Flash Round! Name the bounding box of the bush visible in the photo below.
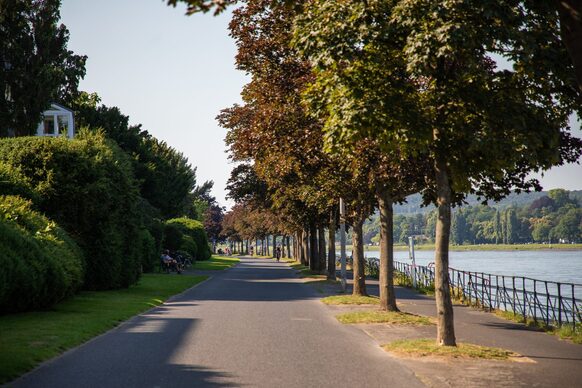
[180,235,198,259]
[0,195,84,313]
[165,218,211,261]
[139,229,158,273]
[0,133,143,289]
[0,162,38,202]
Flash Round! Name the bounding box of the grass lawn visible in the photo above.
[383,338,519,360]
[322,295,380,305]
[193,255,240,270]
[336,310,434,325]
[0,274,207,384]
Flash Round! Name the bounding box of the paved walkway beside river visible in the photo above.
[11,257,423,388]
[330,271,582,387]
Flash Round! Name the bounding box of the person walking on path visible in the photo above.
[275,246,282,262]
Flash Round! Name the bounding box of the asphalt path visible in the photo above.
[12,257,423,388]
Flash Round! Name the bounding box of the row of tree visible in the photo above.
[179,0,582,347]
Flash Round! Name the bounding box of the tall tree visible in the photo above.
[295,0,582,346]
[0,0,86,136]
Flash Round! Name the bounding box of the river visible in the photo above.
[364,249,582,285]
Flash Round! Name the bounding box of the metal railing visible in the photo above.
[393,260,582,330]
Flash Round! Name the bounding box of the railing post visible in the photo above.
[572,284,576,332]
[558,283,562,326]
[533,279,538,324]
[523,277,527,322]
[512,276,516,318]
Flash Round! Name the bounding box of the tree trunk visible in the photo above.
[352,215,367,296]
[245,240,249,255]
[376,185,398,311]
[286,235,291,259]
[273,234,277,257]
[555,0,582,93]
[327,208,337,280]
[266,235,270,256]
[302,228,310,266]
[434,157,456,346]
[318,224,326,273]
[309,222,319,271]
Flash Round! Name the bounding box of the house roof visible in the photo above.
[48,103,74,113]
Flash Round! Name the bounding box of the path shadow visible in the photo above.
[13,313,238,388]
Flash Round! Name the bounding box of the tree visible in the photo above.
[295,0,582,346]
[0,0,86,136]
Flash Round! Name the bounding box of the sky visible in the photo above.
[60,0,582,208]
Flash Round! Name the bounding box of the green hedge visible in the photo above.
[164,218,211,261]
[0,162,38,202]
[0,195,84,313]
[0,133,151,289]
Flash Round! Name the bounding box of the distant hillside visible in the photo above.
[394,190,582,215]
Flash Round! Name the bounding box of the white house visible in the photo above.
[36,103,75,139]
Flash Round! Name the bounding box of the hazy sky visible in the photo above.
[60,0,581,208]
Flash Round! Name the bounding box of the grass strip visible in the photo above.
[0,274,207,384]
[336,310,434,325]
[193,255,240,270]
[322,295,380,305]
[383,338,519,360]
[288,261,325,279]
[494,310,582,344]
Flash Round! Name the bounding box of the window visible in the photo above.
[43,116,55,135]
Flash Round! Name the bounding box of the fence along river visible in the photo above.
[365,249,582,329]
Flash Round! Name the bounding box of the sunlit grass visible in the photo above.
[494,310,582,344]
[193,255,240,270]
[383,339,519,359]
[336,310,434,325]
[0,274,207,384]
[322,295,380,305]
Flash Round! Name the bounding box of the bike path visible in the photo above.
[12,257,423,388]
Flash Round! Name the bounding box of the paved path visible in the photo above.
[335,277,582,387]
[12,258,423,388]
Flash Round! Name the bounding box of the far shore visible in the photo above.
[338,243,582,252]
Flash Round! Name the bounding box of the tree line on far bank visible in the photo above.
[359,189,582,245]
[0,1,219,314]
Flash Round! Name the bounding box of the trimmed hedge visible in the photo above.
[164,218,211,261]
[0,162,38,202]
[0,195,84,313]
[0,133,151,289]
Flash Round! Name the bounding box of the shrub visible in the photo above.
[0,162,38,202]
[0,133,143,289]
[165,218,211,261]
[0,195,84,313]
[139,229,158,273]
[180,235,198,259]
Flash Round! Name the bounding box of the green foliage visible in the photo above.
[138,229,158,273]
[71,92,199,219]
[0,0,86,136]
[361,190,582,244]
[0,134,145,289]
[0,195,84,313]
[0,273,207,384]
[0,162,38,202]
[165,218,211,261]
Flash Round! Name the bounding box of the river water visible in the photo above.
[364,249,582,285]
